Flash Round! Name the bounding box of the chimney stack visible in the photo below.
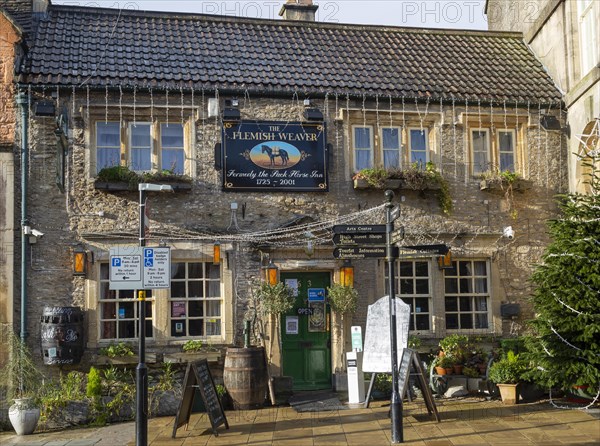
[279,0,318,22]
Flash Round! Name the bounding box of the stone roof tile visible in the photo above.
[19,5,562,104]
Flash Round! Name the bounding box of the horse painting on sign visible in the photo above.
[261,145,289,166]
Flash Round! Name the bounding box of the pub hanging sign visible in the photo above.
[221,120,328,192]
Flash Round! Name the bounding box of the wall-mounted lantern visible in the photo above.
[73,247,87,276]
[340,260,354,287]
[264,260,278,285]
[438,251,453,270]
[213,242,221,265]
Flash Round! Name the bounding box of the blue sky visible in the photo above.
[53,1,489,30]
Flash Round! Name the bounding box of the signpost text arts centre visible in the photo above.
[221,121,328,192]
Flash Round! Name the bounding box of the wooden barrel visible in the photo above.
[223,347,267,409]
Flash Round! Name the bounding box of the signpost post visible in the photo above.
[136,183,173,446]
[385,190,403,444]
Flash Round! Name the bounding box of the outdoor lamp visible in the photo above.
[340,260,354,287]
[438,251,453,270]
[73,247,87,276]
[265,260,278,285]
[213,242,221,265]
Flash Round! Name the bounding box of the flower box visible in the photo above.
[353,178,401,190]
[97,353,157,365]
[479,178,532,192]
[163,351,221,364]
[94,180,192,192]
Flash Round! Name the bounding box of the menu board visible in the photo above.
[172,360,229,438]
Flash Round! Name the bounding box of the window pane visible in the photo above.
[415,279,428,294]
[207,264,220,279]
[474,278,487,293]
[171,281,186,298]
[415,262,428,276]
[131,148,151,171]
[415,298,429,313]
[473,261,487,275]
[97,148,121,171]
[171,263,186,279]
[354,127,371,148]
[101,302,116,319]
[472,130,488,174]
[131,124,151,146]
[500,153,515,172]
[383,150,400,169]
[189,300,204,317]
[188,281,203,298]
[382,128,399,149]
[445,278,458,294]
[445,297,458,312]
[400,279,413,294]
[120,289,134,299]
[189,319,203,336]
[119,320,135,338]
[410,129,427,167]
[171,320,185,337]
[189,263,204,279]
[206,281,220,297]
[162,149,184,174]
[120,302,135,318]
[446,314,458,329]
[97,122,120,146]
[206,321,221,336]
[475,313,489,329]
[399,262,413,276]
[474,297,488,311]
[459,297,472,311]
[161,124,184,147]
[415,315,429,330]
[101,321,116,339]
[355,150,371,170]
[206,301,221,317]
[460,314,473,329]
[459,278,471,293]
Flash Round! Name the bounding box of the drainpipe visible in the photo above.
[16,90,29,342]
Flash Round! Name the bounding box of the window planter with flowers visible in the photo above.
[94,166,193,192]
[353,163,452,214]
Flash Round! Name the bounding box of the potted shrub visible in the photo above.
[0,326,44,435]
[487,351,525,404]
[433,355,454,375]
[439,335,470,365]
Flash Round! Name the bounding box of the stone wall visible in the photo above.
[20,88,567,375]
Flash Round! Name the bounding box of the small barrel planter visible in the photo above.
[40,306,85,365]
[223,347,267,410]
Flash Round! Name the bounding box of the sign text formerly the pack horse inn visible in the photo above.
[222,121,328,192]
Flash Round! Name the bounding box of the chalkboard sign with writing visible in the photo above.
[172,360,229,438]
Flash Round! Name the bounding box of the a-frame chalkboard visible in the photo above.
[398,348,440,422]
[172,359,229,438]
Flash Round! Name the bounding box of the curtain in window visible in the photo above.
[410,129,427,167]
[382,128,400,168]
[131,124,152,171]
[498,131,515,172]
[96,122,120,172]
[161,124,184,174]
[472,130,488,174]
[354,127,372,170]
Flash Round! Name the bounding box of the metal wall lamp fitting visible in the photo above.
[340,260,354,287]
[264,260,278,285]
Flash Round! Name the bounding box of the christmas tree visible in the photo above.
[525,158,599,398]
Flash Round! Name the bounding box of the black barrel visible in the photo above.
[40,306,85,365]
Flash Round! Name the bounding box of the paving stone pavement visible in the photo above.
[1,398,598,445]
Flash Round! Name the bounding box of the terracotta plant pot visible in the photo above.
[453,365,464,375]
[445,368,453,375]
[497,383,519,405]
[434,366,447,375]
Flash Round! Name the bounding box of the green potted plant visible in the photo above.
[433,355,454,375]
[487,350,525,404]
[0,326,44,435]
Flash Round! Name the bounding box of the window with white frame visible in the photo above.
[444,260,489,330]
[95,121,187,174]
[99,263,153,340]
[96,122,121,171]
[384,260,432,331]
[498,130,516,172]
[169,262,222,337]
[381,127,401,169]
[353,126,373,171]
[471,129,490,175]
[579,0,598,75]
[352,124,431,173]
[408,128,429,167]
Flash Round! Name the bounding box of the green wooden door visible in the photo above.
[280,272,331,390]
